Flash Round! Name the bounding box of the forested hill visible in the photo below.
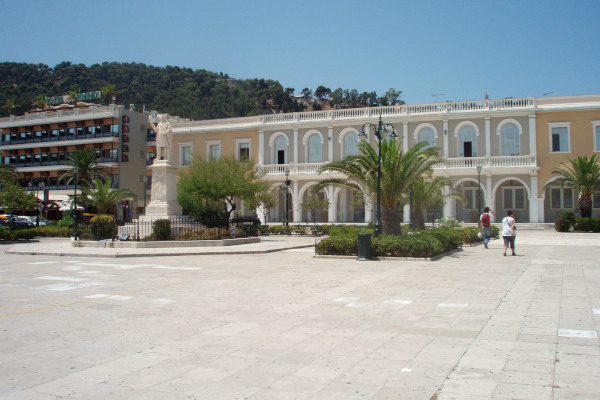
[0,62,404,120]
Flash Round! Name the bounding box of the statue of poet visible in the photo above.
[150,114,172,161]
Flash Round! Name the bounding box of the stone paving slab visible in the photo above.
[0,230,599,399]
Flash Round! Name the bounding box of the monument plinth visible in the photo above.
[143,159,182,218]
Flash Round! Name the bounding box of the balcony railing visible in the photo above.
[260,97,535,125]
[0,105,117,125]
[257,155,537,176]
[0,131,119,146]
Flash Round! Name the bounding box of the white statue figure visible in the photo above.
[151,114,172,161]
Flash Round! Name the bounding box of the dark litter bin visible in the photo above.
[357,232,371,261]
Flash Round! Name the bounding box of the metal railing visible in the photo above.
[76,216,260,241]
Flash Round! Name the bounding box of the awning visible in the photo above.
[57,201,84,211]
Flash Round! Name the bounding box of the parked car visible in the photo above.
[0,215,33,229]
[21,216,54,226]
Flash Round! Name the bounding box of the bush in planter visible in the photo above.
[0,226,12,241]
[461,227,482,245]
[491,225,500,238]
[574,217,600,232]
[88,214,117,240]
[555,211,576,232]
[315,236,358,255]
[31,225,72,238]
[153,219,172,240]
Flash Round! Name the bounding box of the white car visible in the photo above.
[15,216,35,227]
[21,216,53,226]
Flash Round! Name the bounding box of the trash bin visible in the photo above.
[357,232,371,261]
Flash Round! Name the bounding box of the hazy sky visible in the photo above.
[1,0,598,104]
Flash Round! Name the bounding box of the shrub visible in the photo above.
[491,225,500,238]
[574,217,600,232]
[461,227,482,245]
[30,225,72,237]
[153,219,172,240]
[315,227,461,258]
[555,211,576,232]
[56,214,74,228]
[0,226,12,240]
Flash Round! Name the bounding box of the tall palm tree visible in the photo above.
[318,139,441,234]
[58,147,106,187]
[66,88,80,106]
[101,84,123,104]
[405,175,465,230]
[32,94,48,111]
[2,98,18,115]
[545,155,600,218]
[0,163,18,185]
[80,177,137,214]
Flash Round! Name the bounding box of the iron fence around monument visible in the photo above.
[76,216,260,241]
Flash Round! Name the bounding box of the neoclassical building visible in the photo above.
[3,95,598,224]
[168,95,600,224]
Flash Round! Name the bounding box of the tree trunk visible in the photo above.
[579,195,592,218]
[381,205,402,235]
[413,209,426,230]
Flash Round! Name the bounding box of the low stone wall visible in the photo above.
[73,237,260,248]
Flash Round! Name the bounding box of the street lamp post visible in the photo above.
[72,168,78,240]
[284,168,291,226]
[477,165,483,221]
[358,115,398,237]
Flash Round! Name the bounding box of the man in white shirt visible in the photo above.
[501,210,516,256]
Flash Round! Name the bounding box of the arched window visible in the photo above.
[275,135,287,164]
[308,134,322,163]
[459,125,477,157]
[344,132,359,157]
[418,127,435,149]
[500,123,520,156]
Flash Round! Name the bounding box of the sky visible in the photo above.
[1,0,599,105]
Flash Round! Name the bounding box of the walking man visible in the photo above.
[479,207,495,249]
[502,210,516,256]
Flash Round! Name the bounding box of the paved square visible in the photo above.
[1,230,599,399]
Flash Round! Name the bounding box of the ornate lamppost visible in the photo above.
[284,168,291,226]
[477,165,483,220]
[72,167,78,239]
[358,116,398,237]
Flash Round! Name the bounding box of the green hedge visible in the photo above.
[574,217,600,232]
[555,211,576,232]
[0,226,39,241]
[316,227,465,258]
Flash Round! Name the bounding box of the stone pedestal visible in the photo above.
[143,160,182,218]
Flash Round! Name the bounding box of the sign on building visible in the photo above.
[46,91,102,105]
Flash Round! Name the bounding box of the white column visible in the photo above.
[402,122,408,152]
[529,173,539,223]
[293,128,298,164]
[328,125,333,161]
[485,117,491,157]
[403,204,410,223]
[292,181,301,223]
[258,130,264,165]
[327,186,336,223]
[486,173,493,209]
[364,196,373,223]
[340,190,347,222]
[443,119,449,158]
[529,114,537,158]
[442,185,452,219]
[538,197,545,223]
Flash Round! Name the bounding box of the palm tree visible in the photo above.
[101,84,123,104]
[545,155,600,218]
[405,175,465,230]
[80,177,137,214]
[32,94,48,111]
[318,139,442,234]
[2,98,18,115]
[58,147,106,187]
[0,163,18,185]
[66,88,80,106]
